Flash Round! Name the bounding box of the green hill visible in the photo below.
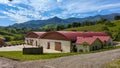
[65,20,120,31]
[65,20,120,41]
[65,24,104,31]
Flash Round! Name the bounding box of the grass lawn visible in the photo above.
[0,46,120,61]
[0,51,86,61]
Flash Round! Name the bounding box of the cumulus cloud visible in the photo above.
[0,0,120,24]
[0,0,9,3]
[2,11,30,23]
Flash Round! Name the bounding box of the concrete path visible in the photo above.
[0,48,120,68]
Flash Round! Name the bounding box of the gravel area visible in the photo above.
[0,49,120,68]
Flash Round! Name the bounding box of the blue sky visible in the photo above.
[0,0,120,26]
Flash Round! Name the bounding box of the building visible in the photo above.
[25,31,113,52]
[0,38,5,47]
[76,37,103,52]
[25,32,45,46]
[93,36,113,46]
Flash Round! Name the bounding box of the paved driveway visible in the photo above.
[0,48,120,68]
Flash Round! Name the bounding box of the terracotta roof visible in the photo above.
[25,31,109,41]
[33,32,46,36]
[93,36,111,42]
[76,37,99,45]
[57,31,108,41]
[25,32,46,38]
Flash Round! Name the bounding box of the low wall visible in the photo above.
[23,47,43,55]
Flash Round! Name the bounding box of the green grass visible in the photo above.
[0,51,86,61]
[109,20,120,30]
[65,24,104,31]
[65,20,120,32]
[0,46,120,61]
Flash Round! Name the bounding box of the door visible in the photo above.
[55,42,61,51]
[47,42,50,49]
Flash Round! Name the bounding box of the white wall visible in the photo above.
[39,39,71,53]
[25,38,39,46]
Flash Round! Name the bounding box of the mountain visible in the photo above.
[66,13,120,22]
[9,16,69,28]
[8,13,120,28]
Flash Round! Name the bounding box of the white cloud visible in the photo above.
[0,0,9,3]
[0,0,120,24]
[28,0,59,12]
[2,11,30,23]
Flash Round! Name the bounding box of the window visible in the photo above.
[47,42,50,49]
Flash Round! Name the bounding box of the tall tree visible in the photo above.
[114,16,120,20]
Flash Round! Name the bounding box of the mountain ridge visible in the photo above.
[8,13,120,28]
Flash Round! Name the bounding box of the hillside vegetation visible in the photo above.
[65,24,104,31]
[65,20,120,41]
[65,20,120,31]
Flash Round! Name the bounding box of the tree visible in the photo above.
[56,24,65,31]
[82,20,93,26]
[114,28,120,41]
[4,36,14,42]
[67,24,72,28]
[96,18,108,24]
[71,22,81,27]
[102,26,109,31]
[114,16,120,20]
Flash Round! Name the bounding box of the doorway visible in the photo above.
[55,42,61,51]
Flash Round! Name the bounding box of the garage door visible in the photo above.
[55,42,61,51]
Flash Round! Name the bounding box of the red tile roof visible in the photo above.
[57,31,108,41]
[93,36,111,42]
[33,32,46,37]
[76,37,99,45]
[25,31,110,42]
[25,32,46,38]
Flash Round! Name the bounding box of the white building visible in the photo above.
[25,31,113,53]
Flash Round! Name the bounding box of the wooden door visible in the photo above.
[55,42,61,51]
